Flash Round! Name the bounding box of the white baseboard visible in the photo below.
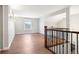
[16,32,40,35]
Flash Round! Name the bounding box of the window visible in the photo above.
[24,21,32,30]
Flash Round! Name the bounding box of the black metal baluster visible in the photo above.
[56,31,58,53]
[49,31,51,48]
[57,31,59,54]
[53,31,55,52]
[52,30,53,52]
[77,33,78,54]
[62,32,64,54]
[47,31,48,47]
[59,31,61,54]
[49,31,52,47]
[66,32,68,54]
[71,33,72,54]
[55,30,57,53]
[54,31,56,53]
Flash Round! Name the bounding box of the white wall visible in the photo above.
[39,8,67,34]
[39,17,58,34]
[15,17,39,34]
[70,14,79,31]
[32,18,39,33]
[3,5,8,49]
[15,17,24,34]
[56,12,79,31]
[0,5,3,49]
[0,5,15,49]
[39,17,45,34]
[39,17,60,34]
[56,18,66,28]
[0,5,9,49]
[56,6,79,30]
[45,20,57,28]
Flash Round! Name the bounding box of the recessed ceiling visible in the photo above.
[10,5,67,18]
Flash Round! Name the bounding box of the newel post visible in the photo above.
[44,26,47,48]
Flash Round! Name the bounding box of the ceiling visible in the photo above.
[9,5,79,23]
[10,5,67,18]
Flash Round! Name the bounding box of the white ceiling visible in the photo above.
[9,5,79,23]
[10,5,67,18]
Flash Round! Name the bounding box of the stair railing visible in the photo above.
[44,26,79,54]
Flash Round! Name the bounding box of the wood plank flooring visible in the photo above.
[1,33,52,54]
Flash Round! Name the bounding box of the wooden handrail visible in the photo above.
[47,28,79,34]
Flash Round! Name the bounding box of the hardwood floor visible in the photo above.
[1,33,52,54]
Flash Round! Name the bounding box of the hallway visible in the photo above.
[1,33,51,54]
